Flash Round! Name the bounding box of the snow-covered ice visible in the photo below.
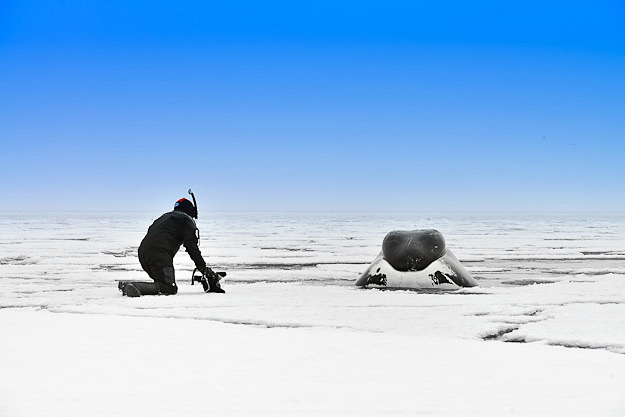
[1,211,624,416]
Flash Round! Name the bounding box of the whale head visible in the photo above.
[355,229,477,289]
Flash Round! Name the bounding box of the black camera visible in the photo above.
[191,268,226,285]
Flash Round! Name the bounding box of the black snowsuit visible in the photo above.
[138,211,207,294]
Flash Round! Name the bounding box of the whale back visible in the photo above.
[382,229,446,271]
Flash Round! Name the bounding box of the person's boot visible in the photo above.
[119,281,159,297]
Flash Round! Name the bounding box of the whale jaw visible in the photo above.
[355,249,478,289]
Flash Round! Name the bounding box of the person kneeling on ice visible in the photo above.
[118,196,225,297]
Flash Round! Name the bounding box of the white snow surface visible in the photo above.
[1,211,625,416]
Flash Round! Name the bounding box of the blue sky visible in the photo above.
[1,1,624,212]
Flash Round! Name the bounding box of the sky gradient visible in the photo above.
[2,1,624,212]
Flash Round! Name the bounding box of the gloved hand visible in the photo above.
[201,268,226,293]
[200,268,214,292]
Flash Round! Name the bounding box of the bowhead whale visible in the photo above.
[355,229,477,289]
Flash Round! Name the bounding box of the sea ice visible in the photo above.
[1,211,624,416]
